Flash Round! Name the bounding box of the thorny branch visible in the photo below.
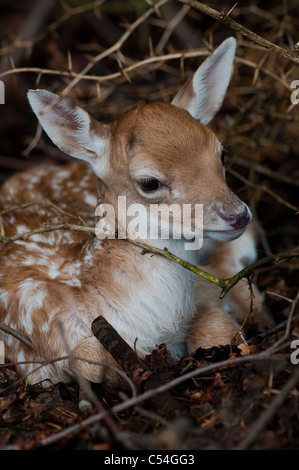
[177,0,299,65]
[41,0,170,113]
[0,46,295,93]
[0,49,211,83]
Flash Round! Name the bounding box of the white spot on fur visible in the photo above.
[65,261,81,277]
[83,249,93,267]
[48,264,62,279]
[17,350,26,364]
[16,224,29,234]
[84,194,97,207]
[63,278,81,287]
[0,289,9,310]
[18,279,47,334]
[31,232,56,243]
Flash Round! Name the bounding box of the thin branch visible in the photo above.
[219,250,299,298]
[230,278,254,346]
[0,322,33,349]
[177,0,299,65]
[0,49,208,83]
[235,157,299,187]
[246,314,299,346]
[0,223,94,252]
[228,168,299,213]
[0,221,298,298]
[260,289,299,355]
[0,199,88,226]
[43,0,169,111]
[236,365,299,449]
[0,51,292,94]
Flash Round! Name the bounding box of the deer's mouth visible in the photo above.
[204,225,247,242]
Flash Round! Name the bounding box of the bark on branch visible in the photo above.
[92,315,182,418]
[177,0,299,65]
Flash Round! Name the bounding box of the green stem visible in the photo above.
[1,223,298,298]
[129,237,226,288]
[219,250,299,298]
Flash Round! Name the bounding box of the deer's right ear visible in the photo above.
[171,37,236,125]
[27,90,110,178]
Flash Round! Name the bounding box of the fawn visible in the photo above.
[0,38,272,386]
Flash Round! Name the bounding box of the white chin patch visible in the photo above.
[204,227,246,242]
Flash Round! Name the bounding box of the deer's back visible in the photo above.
[0,162,101,372]
[0,161,98,230]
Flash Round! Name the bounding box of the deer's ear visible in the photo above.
[171,37,236,125]
[27,90,110,177]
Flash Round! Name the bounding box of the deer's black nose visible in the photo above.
[217,207,251,229]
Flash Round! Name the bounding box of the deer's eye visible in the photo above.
[138,178,163,192]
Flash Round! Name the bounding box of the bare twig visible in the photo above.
[0,322,33,350]
[41,0,170,113]
[1,50,293,95]
[218,250,299,298]
[260,289,299,355]
[235,157,299,187]
[228,168,299,213]
[0,200,88,226]
[236,365,299,449]
[246,314,299,346]
[230,278,254,346]
[177,0,299,65]
[0,49,209,82]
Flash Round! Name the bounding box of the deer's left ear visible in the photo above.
[28,90,111,178]
[171,37,236,125]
